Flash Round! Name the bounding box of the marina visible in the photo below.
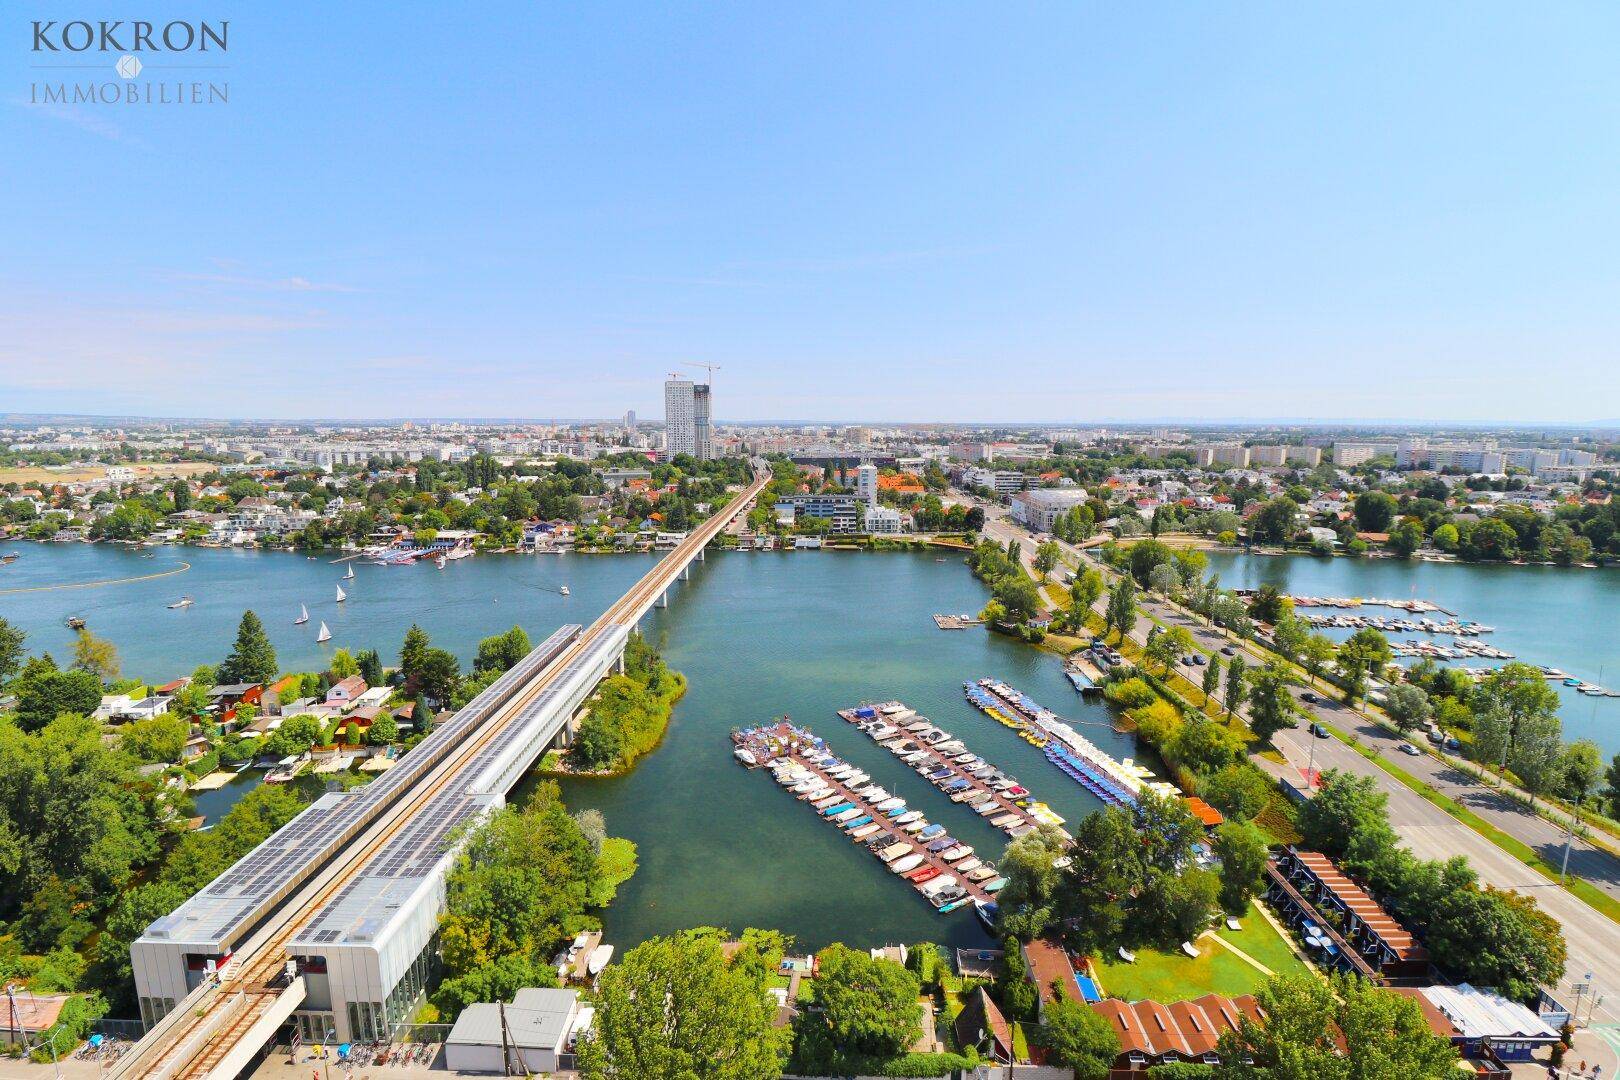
[836,700,1066,839]
[966,679,1183,809]
[732,721,1003,913]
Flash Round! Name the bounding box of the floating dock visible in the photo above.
[837,701,1066,838]
[732,722,1002,911]
[966,680,1181,808]
[933,613,983,630]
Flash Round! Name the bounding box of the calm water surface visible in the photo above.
[1204,552,1620,750]
[2,544,1124,950]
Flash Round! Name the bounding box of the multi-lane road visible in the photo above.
[976,503,1620,1025]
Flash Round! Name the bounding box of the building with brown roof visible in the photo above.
[1272,848,1428,978]
[953,987,1014,1065]
[1021,938,1081,1018]
[1090,994,1263,1076]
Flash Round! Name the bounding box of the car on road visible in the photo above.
[1301,691,1320,705]
[1190,654,1206,665]
[1309,723,1329,739]
[1220,646,1236,657]
[1399,742,1421,756]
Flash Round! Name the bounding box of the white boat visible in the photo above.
[316,621,332,643]
[167,596,193,609]
[335,583,347,603]
[920,875,957,897]
[889,854,926,875]
[587,944,614,976]
[955,857,983,873]
[436,555,447,570]
[344,564,355,580]
[560,585,570,595]
[878,842,913,863]
[294,603,309,625]
[893,811,923,825]
[733,748,757,766]
[902,819,929,833]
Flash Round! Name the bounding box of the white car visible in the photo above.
[1399,743,1421,756]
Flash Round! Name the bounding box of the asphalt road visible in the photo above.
[975,506,1620,1023]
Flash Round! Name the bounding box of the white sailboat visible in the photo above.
[344,564,355,580]
[316,621,332,643]
[294,604,309,625]
[335,583,347,603]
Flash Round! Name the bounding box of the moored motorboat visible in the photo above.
[733,747,757,766]
[889,853,925,875]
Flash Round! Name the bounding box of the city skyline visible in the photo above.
[8,5,1620,422]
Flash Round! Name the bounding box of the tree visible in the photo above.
[1245,663,1298,742]
[1432,522,1459,551]
[1170,715,1244,775]
[1039,997,1120,1080]
[1425,887,1566,1003]
[399,623,431,687]
[1206,763,1272,821]
[1223,655,1247,717]
[1127,539,1175,586]
[1145,627,1193,676]
[812,944,922,1056]
[122,715,188,764]
[1201,655,1221,704]
[572,710,627,770]
[438,783,598,1012]
[1353,491,1399,532]
[356,648,384,688]
[995,575,1042,622]
[476,626,532,674]
[1299,634,1335,683]
[218,610,277,686]
[1070,569,1105,617]
[1133,866,1221,945]
[1506,711,1564,806]
[579,931,788,1080]
[1475,663,1560,755]
[1383,683,1431,734]
[1147,561,1180,598]
[0,616,26,684]
[13,664,103,732]
[1212,820,1268,914]
[1559,739,1605,804]
[1335,628,1392,704]
[1247,584,1290,625]
[366,711,398,745]
[263,714,323,757]
[1034,541,1062,581]
[1251,497,1300,543]
[996,825,1070,940]
[412,697,435,736]
[1299,771,1396,863]
[71,628,121,683]
[1212,973,1458,1079]
[416,647,461,703]
[1053,807,1145,954]
[1388,519,1425,556]
[1104,576,1138,643]
[329,648,360,679]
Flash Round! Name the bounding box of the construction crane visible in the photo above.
[680,361,721,385]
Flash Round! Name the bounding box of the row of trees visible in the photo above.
[570,634,685,772]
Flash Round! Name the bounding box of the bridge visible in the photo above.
[115,468,769,1079]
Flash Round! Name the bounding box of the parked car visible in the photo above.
[1191,655,1207,666]
[1220,646,1236,657]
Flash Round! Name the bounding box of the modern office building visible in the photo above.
[773,493,860,532]
[960,467,1028,495]
[663,378,713,461]
[862,505,904,533]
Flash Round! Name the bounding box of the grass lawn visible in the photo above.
[1094,902,1309,1002]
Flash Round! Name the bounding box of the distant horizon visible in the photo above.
[4,410,1619,433]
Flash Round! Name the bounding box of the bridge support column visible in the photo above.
[699,546,705,562]
[659,590,669,608]
[682,563,690,580]
[617,652,626,675]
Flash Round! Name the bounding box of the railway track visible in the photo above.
[117,472,767,1079]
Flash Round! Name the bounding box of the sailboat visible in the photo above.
[344,564,355,580]
[335,583,347,603]
[316,621,332,643]
[294,604,309,626]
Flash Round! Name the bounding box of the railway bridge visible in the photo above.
[114,469,768,1079]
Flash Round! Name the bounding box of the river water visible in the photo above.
[1,544,1126,951]
[1204,552,1620,751]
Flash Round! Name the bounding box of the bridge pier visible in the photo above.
[617,652,626,675]
[682,563,690,580]
[699,546,705,562]
[658,590,669,608]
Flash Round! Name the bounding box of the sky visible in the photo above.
[4,3,1620,424]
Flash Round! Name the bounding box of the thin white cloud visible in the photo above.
[169,271,363,293]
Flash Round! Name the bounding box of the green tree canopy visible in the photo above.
[1039,996,1121,1080]
[811,943,923,1057]
[218,610,277,686]
[579,930,789,1080]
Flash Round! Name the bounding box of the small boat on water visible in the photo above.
[65,615,86,630]
[335,583,347,603]
[560,585,570,595]
[316,621,332,643]
[889,854,926,875]
[294,604,310,625]
[975,900,999,931]
[167,596,194,609]
[436,555,447,570]
[902,818,929,833]
[344,564,356,580]
[733,748,757,766]
[0,552,20,563]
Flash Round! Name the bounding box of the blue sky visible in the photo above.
[5,3,1620,423]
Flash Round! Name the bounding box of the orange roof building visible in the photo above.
[1090,993,1263,1075]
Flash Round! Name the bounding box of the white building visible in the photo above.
[1248,445,1288,467]
[863,505,904,534]
[855,463,879,507]
[444,989,585,1075]
[662,378,714,461]
[960,467,1027,495]
[1195,444,1251,468]
[1009,488,1089,533]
